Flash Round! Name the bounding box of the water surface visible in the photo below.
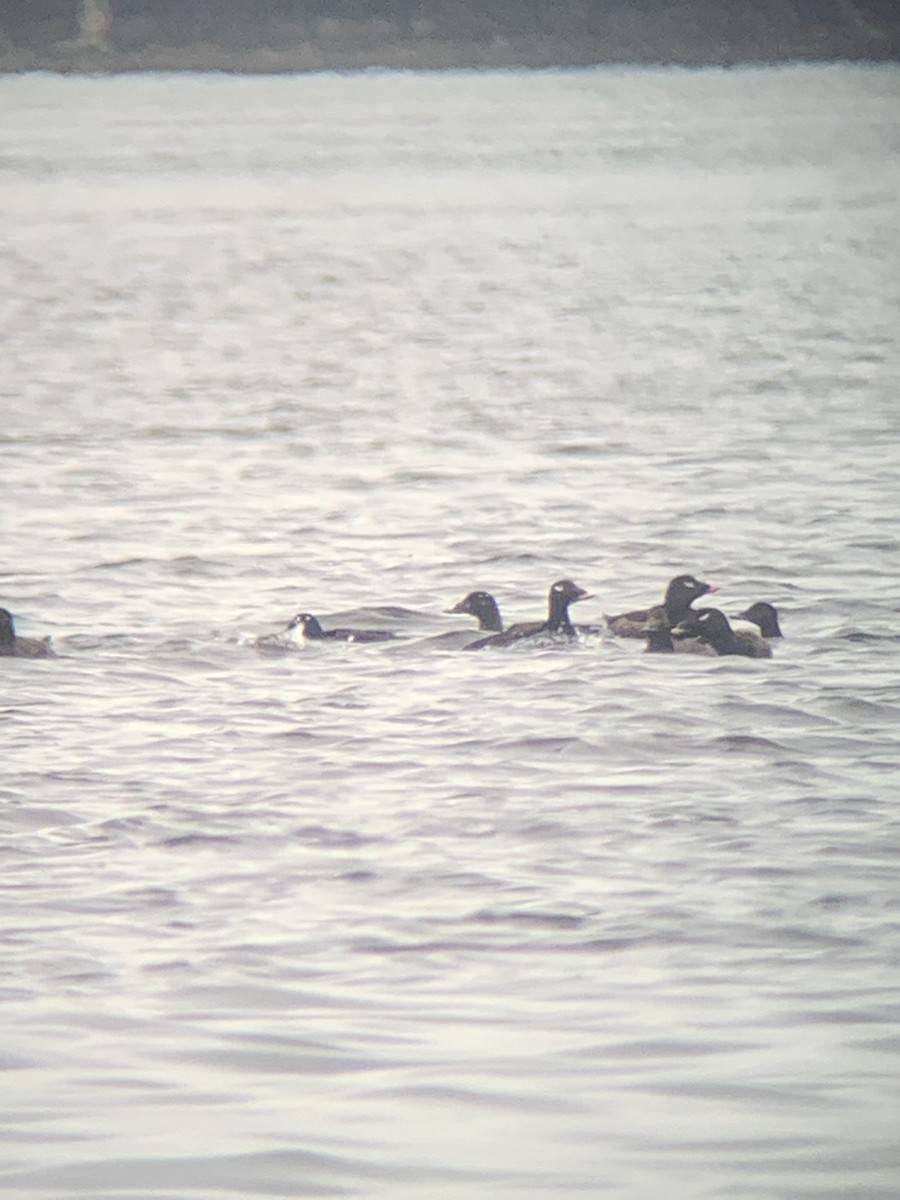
[1,64,899,1198]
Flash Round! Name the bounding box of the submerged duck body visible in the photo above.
[288,613,396,644]
[446,591,503,633]
[466,580,592,650]
[671,607,773,658]
[0,608,54,658]
[640,611,675,653]
[606,574,717,638]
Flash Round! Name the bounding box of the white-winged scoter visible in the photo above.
[605,574,717,638]
[734,601,782,639]
[288,613,397,644]
[446,591,503,633]
[465,580,592,650]
[670,607,773,658]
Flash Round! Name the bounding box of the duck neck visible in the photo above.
[547,598,574,634]
[704,625,740,655]
[665,592,694,625]
[757,611,781,638]
[481,602,503,632]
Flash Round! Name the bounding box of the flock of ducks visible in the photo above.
[1,575,782,662]
[290,573,781,657]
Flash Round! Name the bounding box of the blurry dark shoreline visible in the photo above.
[3,46,898,78]
[2,6,898,76]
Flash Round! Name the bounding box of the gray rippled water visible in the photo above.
[2,64,900,1198]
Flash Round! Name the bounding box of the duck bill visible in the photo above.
[703,583,720,595]
[574,589,594,603]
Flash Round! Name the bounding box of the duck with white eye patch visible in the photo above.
[639,609,715,655]
[465,580,592,650]
[287,613,397,645]
[605,574,717,638]
[670,608,773,658]
[639,610,675,653]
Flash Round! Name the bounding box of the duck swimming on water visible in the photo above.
[670,608,773,658]
[606,574,717,638]
[465,580,592,650]
[446,591,504,633]
[733,601,782,639]
[287,613,397,644]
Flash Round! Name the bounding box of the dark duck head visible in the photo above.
[662,574,718,624]
[446,591,503,633]
[671,607,772,658]
[735,601,782,639]
[605,574,717,637]
[287,612,395,644]
[545,579,593,634]
[289,613,328,639]
[465,579,592,649]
